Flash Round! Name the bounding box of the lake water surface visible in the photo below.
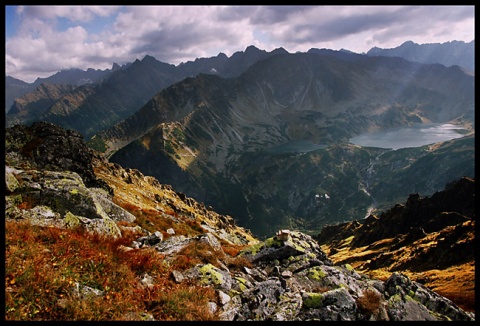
[349,123,467,150]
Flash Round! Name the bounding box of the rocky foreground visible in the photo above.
[5,122,475,321]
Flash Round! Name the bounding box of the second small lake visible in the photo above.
[266,140,327,154]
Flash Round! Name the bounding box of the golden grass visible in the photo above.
[406,262,475,313]
[323,236,476,313]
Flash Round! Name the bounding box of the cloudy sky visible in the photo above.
[5,5,475,83]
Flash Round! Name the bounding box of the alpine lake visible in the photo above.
[348,123,468,150]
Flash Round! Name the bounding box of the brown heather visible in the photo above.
[4,219,221,321]
[171,241,225,270]
[356,288,382,317]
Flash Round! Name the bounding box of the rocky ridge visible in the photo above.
[4,122,474,321]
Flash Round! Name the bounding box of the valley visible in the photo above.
[99,52,474,238]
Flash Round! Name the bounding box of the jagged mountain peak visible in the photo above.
[244,44,262,52]
[111,62,121,70]
[271,46,288,54]
[141,54,158,62]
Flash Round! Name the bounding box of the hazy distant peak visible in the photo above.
[271,47,288,55]
[366,39,474,72]
[141,54,158,62]
[244,45,261,52]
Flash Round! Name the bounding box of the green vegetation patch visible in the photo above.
[240,235,282,257]
[345,264,354,272]
[307,266,327,281]
[86,136,107,153]
[64,211,81,228]
[303,292,324,309]
[234,277,248,292]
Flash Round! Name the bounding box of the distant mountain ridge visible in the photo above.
[5,64,128,113]
[5,46,287,136]
[367,40,474,73]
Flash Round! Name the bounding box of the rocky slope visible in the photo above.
[4,122,475,321]
[5,121,256,245]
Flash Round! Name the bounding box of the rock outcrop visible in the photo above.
[145,230,474,321]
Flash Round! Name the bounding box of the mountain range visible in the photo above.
[5,40,474,116]
[5,40,475,239]
[5,45,288,118]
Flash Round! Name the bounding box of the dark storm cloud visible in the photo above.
[248,6,312,24]
[287,11,395,43]
[270,6,474,46]
[216,5,311,25]
[132,22,199,55]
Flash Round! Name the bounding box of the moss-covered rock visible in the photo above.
[5,166,21,193]
[199,263,224,286]
[64,211,82,228]
[307,266,327,281]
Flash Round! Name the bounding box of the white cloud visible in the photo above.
[17,5,121,22]
[5,5,474,83]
